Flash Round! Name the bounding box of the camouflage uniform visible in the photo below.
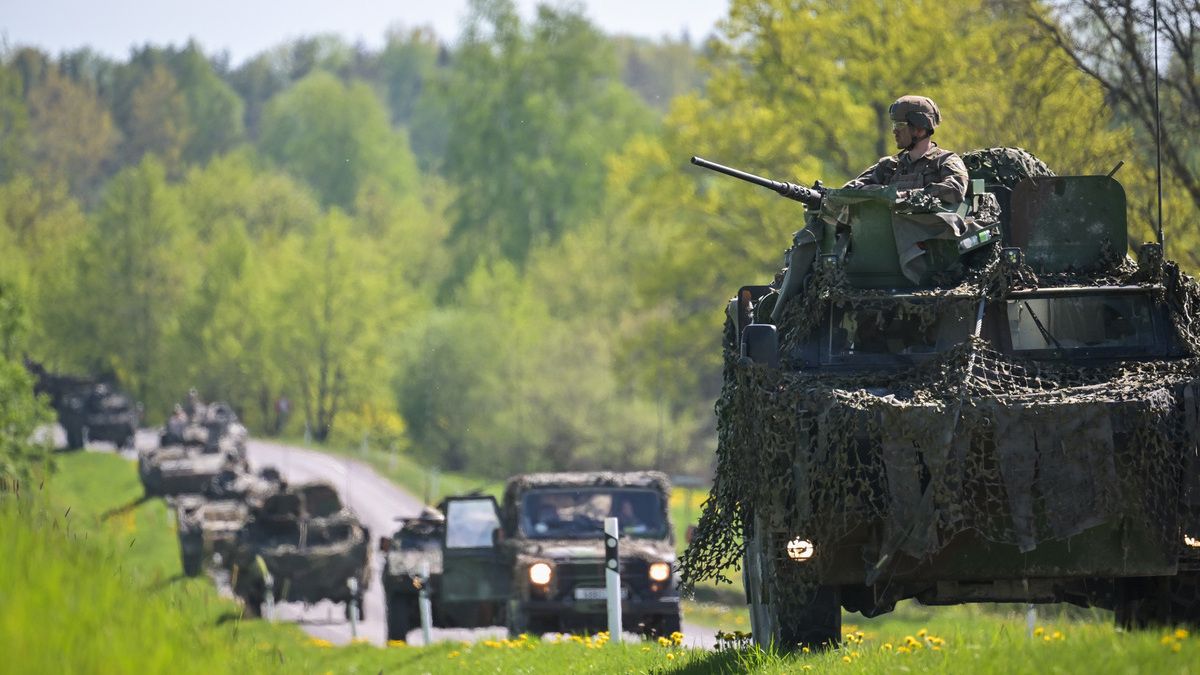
[843,143,969,205]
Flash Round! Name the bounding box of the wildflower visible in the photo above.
[1172,642,1182,653]
[1161,635,1175,646]
[1176,628,1190,640]
[802,646,811,653]
[387,640,407,648]
[842,655,852,663]
[448,651,460,659]
[308,638,333,648]
[802,666,814,671]
[658,636,671,647]
[1051,630,1064,641]
[917,628,928,638]
[897,646,911,655]
[1034,627,1044,638]
[642,647,651,652]
[882,643,894,651]
[667,653,676,661]
[671,630,684,646]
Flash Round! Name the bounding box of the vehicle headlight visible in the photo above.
[649,562,672,582]
[786,537,815,562]
[1186,534,1200,549]
[529,562,553,585]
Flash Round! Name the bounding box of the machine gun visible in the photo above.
[691,156,825,209]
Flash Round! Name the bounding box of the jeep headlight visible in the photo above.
[1186,534,1200,549]
[529,562,553,585]
[786,537,815,562]
[648,562,671,582]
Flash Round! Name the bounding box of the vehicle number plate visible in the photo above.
[574,587,627,600]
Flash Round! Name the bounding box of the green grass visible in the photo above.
[15,450,1200,673]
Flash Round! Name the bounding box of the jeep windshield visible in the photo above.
[520,488,668,540]
[1003,290,1161,358]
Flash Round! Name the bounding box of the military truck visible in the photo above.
[681,148,1200,650]
[175,466,286,576]
[230,481,370,619]
[381,471,682,641]
[27,363,140,450]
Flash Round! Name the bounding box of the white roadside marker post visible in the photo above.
[605,517,622,643]
[347,577,359,639]
[419,559,434,645]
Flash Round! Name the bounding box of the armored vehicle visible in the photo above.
[681,149,1200,649]
[139,425,247,498]
[175,467,286,576]
[379,507,445,641]
[382,471,682,641]
[28,363,140,450]
[230,481,370,619]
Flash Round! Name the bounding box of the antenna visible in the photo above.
[1153,0,1164,248]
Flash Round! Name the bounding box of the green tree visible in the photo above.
[0,281,53,484]
[122,64,193,175]
[258,71,418,209]
[24,68,120,200]
[0,62,31,182]
[265,211,394,441]
[168,43,246,164]
[72,157,196,408]
[437,0,655,264]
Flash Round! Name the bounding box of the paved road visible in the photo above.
[241,439,717,649]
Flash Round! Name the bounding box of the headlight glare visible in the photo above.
[529,562,553,585]
[648,562,671,582]
[786,537,815,562]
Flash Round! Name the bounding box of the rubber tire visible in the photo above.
[386,594,417,642]
[1115,572,1200,630]
[506,600,528,639]
[746,515,841,652]
[180,545,203,577]
[65,424,84,450]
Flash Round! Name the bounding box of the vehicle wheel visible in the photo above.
[65,424,84,450]
[387,594,417,642]
[241,593,264,618]
[746,515,840,651]
[1116,572,1200,630]
[506,599,528,639]
[180,545,203,577]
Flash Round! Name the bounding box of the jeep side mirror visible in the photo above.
[492,527,505,547]
[378,536,391,552]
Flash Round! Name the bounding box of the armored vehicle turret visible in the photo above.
[27,363,141,450]
[230,481,370,619]
[175,466,287,576]
[682,148,1200,650]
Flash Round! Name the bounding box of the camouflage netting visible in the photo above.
[679,149,1200,594]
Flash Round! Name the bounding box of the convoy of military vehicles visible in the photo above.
[31,144,1200,653]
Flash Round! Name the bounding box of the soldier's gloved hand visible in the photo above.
[894,188,945,214]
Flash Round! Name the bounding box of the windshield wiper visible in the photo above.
[1023,302,1063,350]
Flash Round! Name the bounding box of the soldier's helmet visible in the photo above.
[889,95,941,131]
[419,506,445,523]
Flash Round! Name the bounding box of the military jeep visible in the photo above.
[381,471,682,641]
[681,148,1200,650]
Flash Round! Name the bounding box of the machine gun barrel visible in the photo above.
[690,156,824,208]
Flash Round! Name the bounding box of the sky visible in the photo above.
[0,0,730,66]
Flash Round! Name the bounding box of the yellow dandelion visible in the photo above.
[1043,635,1053,643]
[387,639,407,648]
[671,630,684,646]
[1052,630,1064,641]
[667,653,676,661]
[904,635,919,645]
[851,650,861,658]
[658,636,671,647]
[1034,627,1044,637]
[1162,635,1175,646]
[1172,642,1182,653]
[931,645,942,651]
[308,638,333,649]
[642,647,651,652]
[897,646,911,655]
[448,651,460,659]
[1176,628,1190,640]
[917,628,928,638]
[842,655,852,663]
[802,646,811,653]
[802,666,814,672]
[882,643,894,651]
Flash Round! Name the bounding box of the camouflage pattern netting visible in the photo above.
[678,151,1200,595]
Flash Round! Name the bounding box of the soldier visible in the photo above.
[184,388,207,422]
[843,95,969,207]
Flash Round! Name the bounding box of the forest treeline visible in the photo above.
[1,0,1196,479]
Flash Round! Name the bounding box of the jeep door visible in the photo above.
[440,496,510,626]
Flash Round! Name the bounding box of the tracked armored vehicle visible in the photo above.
[382,471,682,641]
[175,467,286,576]
[681,148,1200,649]
[230,481,370,619]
